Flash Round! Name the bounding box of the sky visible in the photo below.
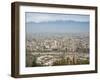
[25,12,90,33]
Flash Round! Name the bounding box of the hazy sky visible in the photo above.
[25,12,90,33]
[26,12,89,23]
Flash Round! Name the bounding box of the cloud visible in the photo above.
[25,12,89,23]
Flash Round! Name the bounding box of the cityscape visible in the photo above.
[25,12,90,67]
[26,33,89,67]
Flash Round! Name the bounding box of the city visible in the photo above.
[26,33,89,67]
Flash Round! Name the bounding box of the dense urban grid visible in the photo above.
[26,33,89,67]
